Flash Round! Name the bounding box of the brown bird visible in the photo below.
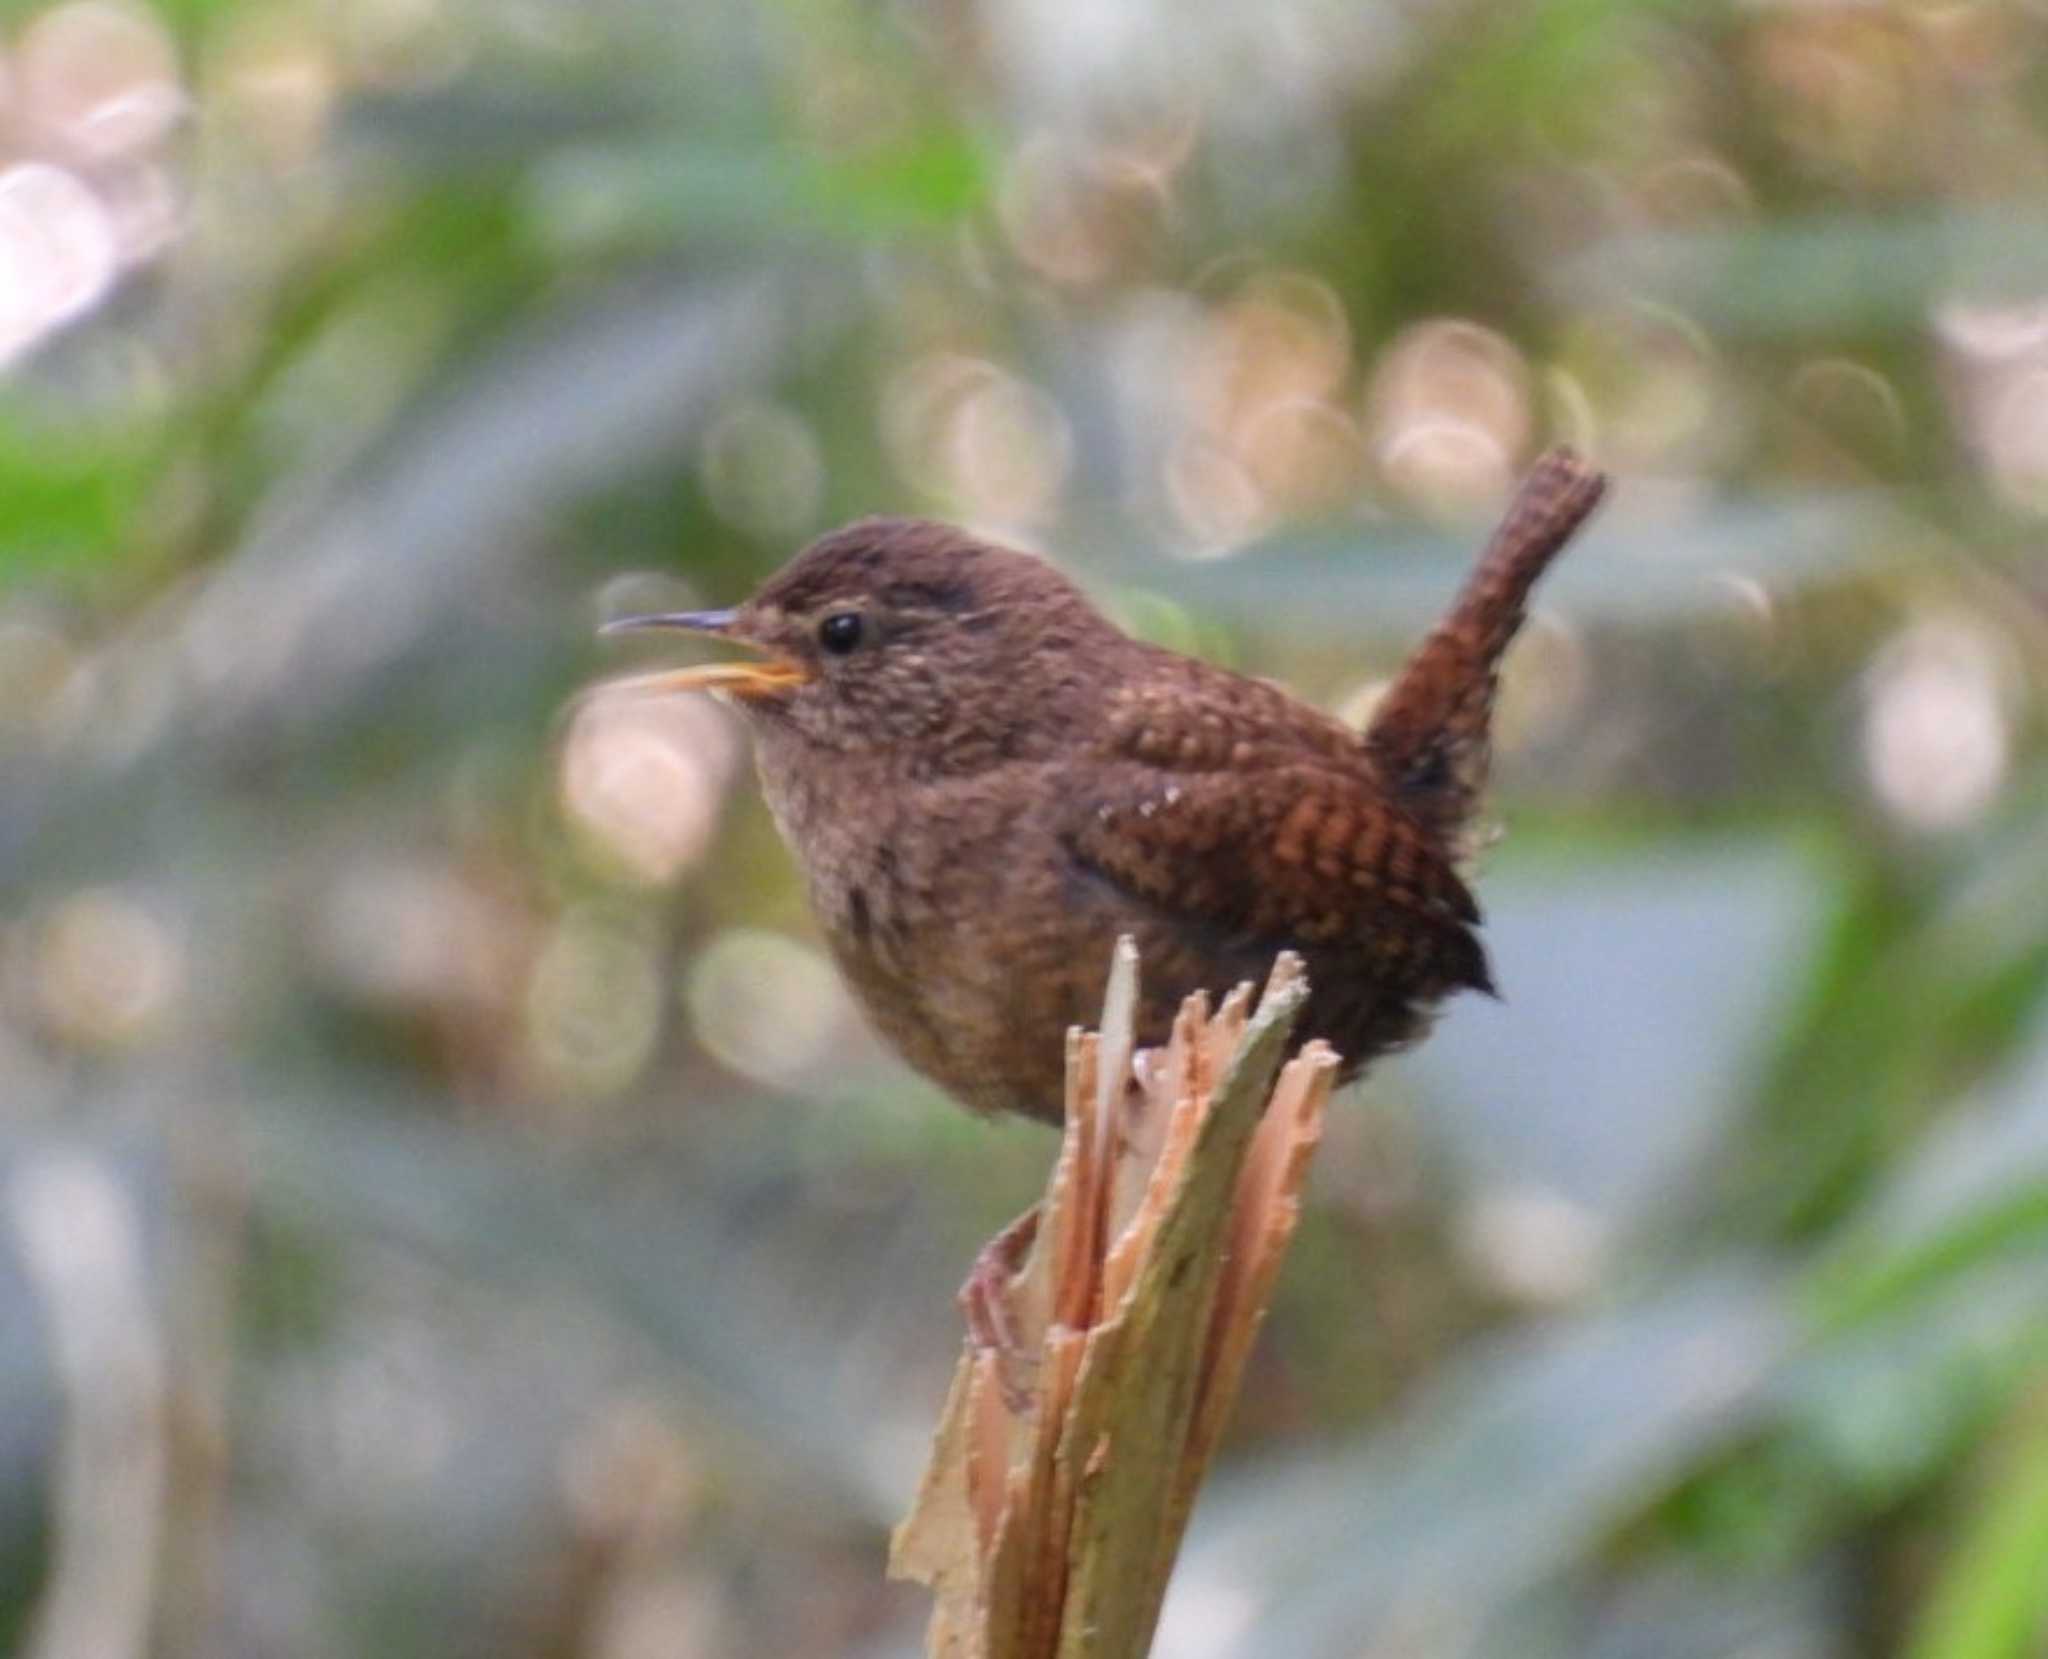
[604,449,1607,1124]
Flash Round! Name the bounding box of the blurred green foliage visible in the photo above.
[0,1,2045,1657]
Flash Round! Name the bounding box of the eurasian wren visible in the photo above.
[604,449,1607,1123]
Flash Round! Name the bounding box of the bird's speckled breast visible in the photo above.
[765,728,1152,1116]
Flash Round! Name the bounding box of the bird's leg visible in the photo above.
[958,1204,1043,1411]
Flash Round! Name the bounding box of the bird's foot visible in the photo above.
[958,1204,1043,1413]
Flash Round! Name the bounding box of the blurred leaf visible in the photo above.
[0,1154,60,1524]
[1812,1008,2048,1330]
[0,420,153,580]
[179,269,805,732]
[1777,1263,2046,1508]
[1087,491,1901,640]
[1426,0,1691,156]
[1461,1565,1844,1659]
[340,85,676,165]
[1,269,827,886]
[525,132,987,254]
[237,1091,903,1522]
[1168,1271,1790,1659]
[1905,1410,2048,1659]
[1570,213,2048,335]
[1749,1016,2048,1511]
[349,86,987,250]
[1730,790,2048,1241]
[1404,836,1831,1232]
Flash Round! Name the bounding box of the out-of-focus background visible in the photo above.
[2,1,2046,1656]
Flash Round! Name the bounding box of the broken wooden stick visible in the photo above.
[891,942,1338,1659]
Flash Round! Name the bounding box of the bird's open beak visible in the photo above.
[598,609,812,700]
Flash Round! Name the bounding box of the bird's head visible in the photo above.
[602,518,1115,767]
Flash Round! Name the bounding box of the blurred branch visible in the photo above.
[891,943,1336,1658]
[9,1153,166,1659]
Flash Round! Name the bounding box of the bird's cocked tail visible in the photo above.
[1364,447,1608,843]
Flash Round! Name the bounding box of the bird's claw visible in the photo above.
[958,1205,1042,1413]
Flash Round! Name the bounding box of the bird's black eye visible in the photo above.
[818,611,864,655]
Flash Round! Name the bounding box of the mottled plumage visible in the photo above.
[607,449,1607,1123]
